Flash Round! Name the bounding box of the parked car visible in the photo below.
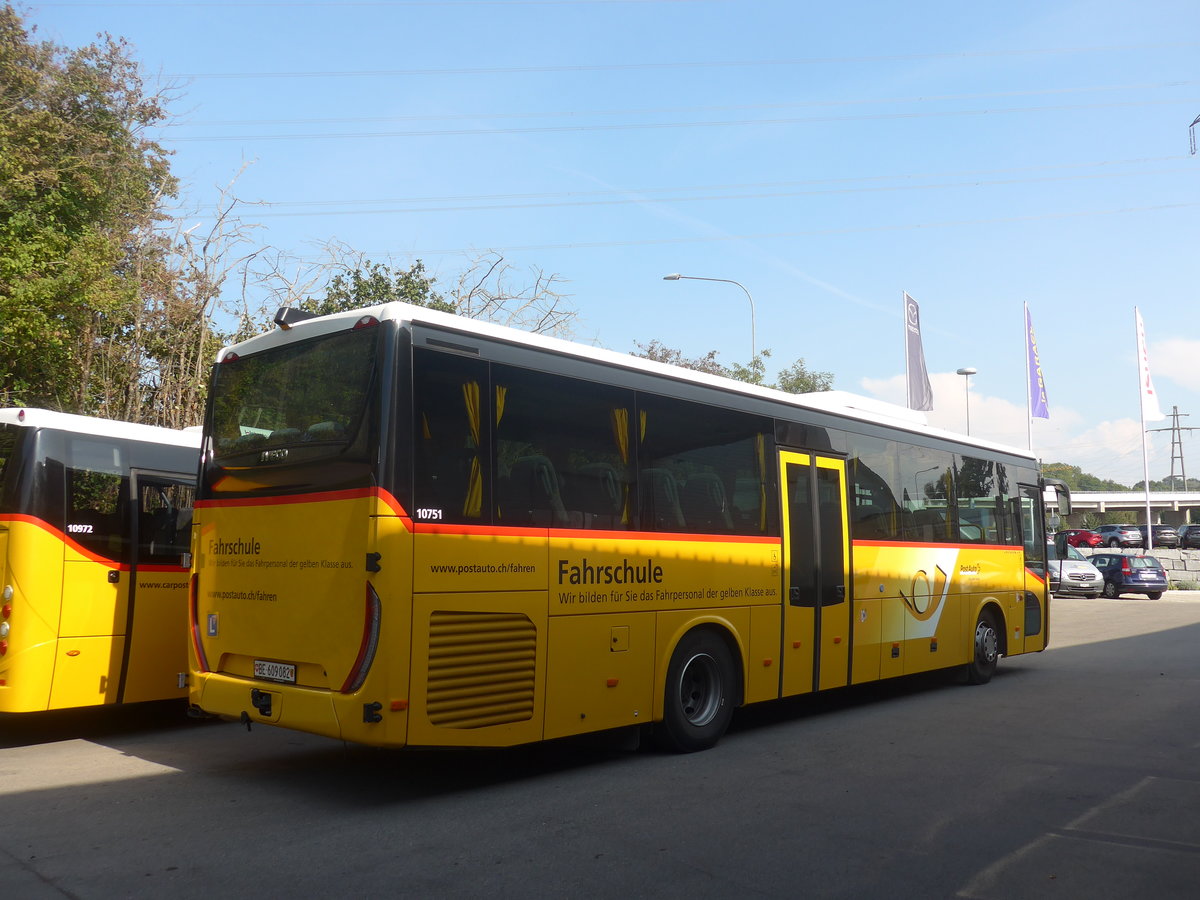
[1178,524,1200,549]
[1047,541,1104,598]
[1094,524,1144,548]
[1057,528,1103,548]
[1088,553,1169,599]
[1136,524,1180,549]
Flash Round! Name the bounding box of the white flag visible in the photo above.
[1134,308,1165,421]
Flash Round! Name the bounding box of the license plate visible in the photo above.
[253,660,296,683]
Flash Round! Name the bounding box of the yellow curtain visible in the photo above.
[755,432,767,533]
[461,381,482,518]
[495,385,507,425]
[610,407,630,525]
[494,385,508,520]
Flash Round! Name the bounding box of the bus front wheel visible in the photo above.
[965,610,1000,685]
[656,629,736,753]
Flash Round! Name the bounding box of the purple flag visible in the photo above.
[1025,303,1049,419]
[904,292,933,411]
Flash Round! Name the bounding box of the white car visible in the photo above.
[1047,541,1104,598]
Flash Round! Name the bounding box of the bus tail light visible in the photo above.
[189,574,210,673]
[353,315,379,330]
[0,640,7,656]
[341,582,382,693]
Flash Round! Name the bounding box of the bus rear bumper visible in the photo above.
[193,672,407,746]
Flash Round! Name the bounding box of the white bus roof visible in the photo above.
[0,408,202,450]
[222,302,1038,464]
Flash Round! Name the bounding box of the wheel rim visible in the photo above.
[974,619,998,665]
[676,652,722,727]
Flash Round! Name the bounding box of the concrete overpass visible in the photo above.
[1066,491,1200,525]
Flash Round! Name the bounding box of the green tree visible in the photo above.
[1040,462,1129,492]
[298,260,455,318]
[0,5,176,410]
[632,342,833,394]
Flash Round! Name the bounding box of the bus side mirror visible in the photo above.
[1043,478,1071,517]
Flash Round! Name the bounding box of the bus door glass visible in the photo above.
[55,439,132,707]
[1016,484,1046,653]
[121,471,195,703]
[780,451,851,696]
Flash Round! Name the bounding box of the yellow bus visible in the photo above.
[0,408,200,712]
[189,304,1068,751]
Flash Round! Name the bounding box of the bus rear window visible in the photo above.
[209,327,379,468]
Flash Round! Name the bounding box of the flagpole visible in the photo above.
[1136,307,1154,550]
[903,291,911,408]
[1025,302,1033,451]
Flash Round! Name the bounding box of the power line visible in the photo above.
[165,81,1200,128]
[43,1,719,6]
[161,96,1200,142]
[162,43,1200,80]
[209,156,1192,209]
[239,165,1197,219]
[330,200,1200,256]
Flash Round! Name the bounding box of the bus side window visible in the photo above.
[66,468,129,563]
[637,394,773,536]
[413,349,492,525]
[138,482,195,564]
[492,363,635,531]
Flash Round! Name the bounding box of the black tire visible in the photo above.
[1102,581,1119,599]
[1108,539,1120,548]
[965,609,1001,685]
[656,629,737,753]
[1147,592,1162,600]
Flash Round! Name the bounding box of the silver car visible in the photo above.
[1048,541,1104,598]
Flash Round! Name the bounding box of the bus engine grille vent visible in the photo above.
[426,611,537,728]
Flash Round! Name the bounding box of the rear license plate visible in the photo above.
[253,660,296,683]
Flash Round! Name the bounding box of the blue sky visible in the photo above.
[29,0,1200,485]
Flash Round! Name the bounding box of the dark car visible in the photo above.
[1088,553,1169,599]
[1137,524,1180,549]
[1094,524,1144,548]
[1057,528,1103,548]
[1178,524,1200,549]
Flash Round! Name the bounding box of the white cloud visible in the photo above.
[857,371,1162,486]
[1151,339,1200,392]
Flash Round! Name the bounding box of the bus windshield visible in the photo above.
[209,326,380,472]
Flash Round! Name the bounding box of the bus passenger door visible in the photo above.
[780,452,851,697]
[121,471,195,703]
[1015,484,1047,654]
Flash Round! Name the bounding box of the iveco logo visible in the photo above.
[259,448,289,463]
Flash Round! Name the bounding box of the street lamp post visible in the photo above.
[956,367,977,435]
[662,274,757,359]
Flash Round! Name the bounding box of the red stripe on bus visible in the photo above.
[852,539,1016,552]
[196,486,411,519]
[413,521,779,544]
[0,513,130,569]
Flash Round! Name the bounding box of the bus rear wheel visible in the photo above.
[965,610,1000,685]
[656,629,736,753]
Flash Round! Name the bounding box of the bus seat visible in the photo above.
[680,473,733,532]
[562,462,622,526]
[640,467,686,530]
[304,421,345,441]
[503,456,569,527]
